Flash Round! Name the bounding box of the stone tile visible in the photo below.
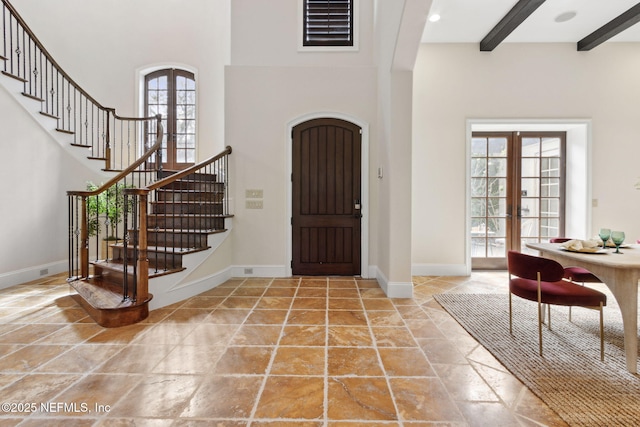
[244,309,289,325]
[180,375,263,418]
[327,326,373,347]
[371,327,418,347]
[36,344,124,373]
[0,344,72,372]
[271,346,325,375]
[109,374,202,418]
[214,346,273,374]
[328,347,384,376]
[328,310,367,326]
[254,376,324,419]
[378,347,436,377]
[287,310,327,325]
[327,377,396,421]
[152,345,225,374]
[229,325,282,346]
[280,325,326,346]
[389,377,465,422]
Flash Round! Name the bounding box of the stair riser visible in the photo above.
[156,191,224,203]
[158,171,218,182]
[146,232,209,248]
[93,266,133,285]
[111,247,184,270]
[152,203,224,215]
[163,181,225,192]
[147,216,225,230]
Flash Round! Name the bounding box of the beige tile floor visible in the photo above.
[0,272,568,426]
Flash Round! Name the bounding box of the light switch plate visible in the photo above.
[246,189,263,198]
[246,200,263,209]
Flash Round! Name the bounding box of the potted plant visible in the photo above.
[86,181,132,260]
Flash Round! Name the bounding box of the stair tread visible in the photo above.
[1,71,27,82]
[111,243,212,255]
[69,277,149,310]
[147,228,226,234]
[147,213,233,218]
[150,200,223,204]
[157,188,224,192]
[91,259,185,277]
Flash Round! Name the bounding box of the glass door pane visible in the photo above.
[519,135,564,255]
[471,135,508,268]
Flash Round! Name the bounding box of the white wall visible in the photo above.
[0,85,101,286]
[413,43,640,274]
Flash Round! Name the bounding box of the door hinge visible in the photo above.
[290,260,293,268]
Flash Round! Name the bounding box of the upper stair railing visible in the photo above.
[1,0,151,171]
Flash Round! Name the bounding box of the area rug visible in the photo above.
[433,293,640,426]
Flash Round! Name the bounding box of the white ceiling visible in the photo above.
[422,0,640,44]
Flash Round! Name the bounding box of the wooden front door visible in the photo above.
[292,118,362,276]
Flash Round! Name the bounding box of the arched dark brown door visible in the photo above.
[292,118,362,276]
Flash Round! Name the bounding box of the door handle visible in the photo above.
[354,199,362,218]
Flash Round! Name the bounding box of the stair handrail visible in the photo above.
[1,0,153,170]
[123,146,233,302]
[67,115,163,292]
[144,146,232,192]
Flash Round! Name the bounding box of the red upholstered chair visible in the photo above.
[507,250,607,360]
[549,238,603,320]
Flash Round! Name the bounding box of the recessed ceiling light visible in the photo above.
[428,14,441,23]
[555,11,577,23]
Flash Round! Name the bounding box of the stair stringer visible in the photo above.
[148,217,234,310]
[0,73,112,178]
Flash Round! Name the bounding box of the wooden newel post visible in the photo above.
[136,193,149,301]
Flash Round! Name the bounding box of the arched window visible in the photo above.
[145,68,196,170]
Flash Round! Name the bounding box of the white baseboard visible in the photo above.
[230,265,288,278]
[411,263,470,277]
[374,267,413,298]
[149,266,234,310]
[0,260,68,290]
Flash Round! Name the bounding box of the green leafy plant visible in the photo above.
[86,182,133,239]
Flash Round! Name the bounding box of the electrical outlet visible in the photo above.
[246,200,263,209]
[246,189,263,198]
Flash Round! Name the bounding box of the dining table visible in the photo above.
[526,242,640,373]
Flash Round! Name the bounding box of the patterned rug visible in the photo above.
[434,293,640,426]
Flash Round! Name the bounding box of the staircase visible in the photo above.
[70,168,231,328]
[2,0,234,328]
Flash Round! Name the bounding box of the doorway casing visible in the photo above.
[465,119,592,274]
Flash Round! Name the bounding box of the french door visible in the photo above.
[471,132,566,269]
[145,69,196,170]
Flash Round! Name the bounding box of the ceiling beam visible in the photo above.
[577,3,640,51]
[480,0,546,52]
